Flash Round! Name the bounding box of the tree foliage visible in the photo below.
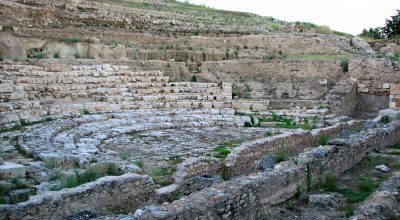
[359,27,383,39]
[381,9,400,38]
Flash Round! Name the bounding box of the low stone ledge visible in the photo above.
[0,173,156,220]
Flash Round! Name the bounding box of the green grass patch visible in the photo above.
[169,155,183,165]
[335,176,381,203]
[319,134,330,146]
[151,167,175,177]
[44,160,56,169]
[135,160,144,168]
[275,152,287,163]
[320,172,338,191]
[52,163,122,190]
[12,178,27,189]
[214,146,231,159]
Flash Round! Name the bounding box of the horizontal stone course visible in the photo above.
[0,173,156,220]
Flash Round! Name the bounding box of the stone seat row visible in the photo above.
[2,70,164,78]
[0,100,230,129]
[93,94,221,102]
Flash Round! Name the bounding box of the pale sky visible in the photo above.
[179,0,400,35]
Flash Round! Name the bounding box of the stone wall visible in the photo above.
[324,81,357,116]
[200,60,344,100]
[134,119,400,220]
[232,99,327,111]
[390,84,400,109]
[0,173,156,220]
[225,121,355,176]
[349,58,400,95]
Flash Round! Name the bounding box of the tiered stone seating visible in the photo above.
[0,64,232,129]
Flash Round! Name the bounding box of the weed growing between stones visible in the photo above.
[319,171,382,203]
[258,113,316,130]
[306,162,313,191]
[169,155,183,165]
[150,167,176,187]
[275,152,287,163]
[135,160,144,168]
[0,185,9,204]
[12,178,27,189]
[50,163,123,190]
[319,135,330,146]
[320,172,337,191]
[214,146,231,159]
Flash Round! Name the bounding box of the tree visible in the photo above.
[359,27,382,39]
[381,9,400,38]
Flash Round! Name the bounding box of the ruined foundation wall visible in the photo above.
[0,174,156,220]
[225,122,355,176]
[349,58,400,95]
[200,60,344,100]
[135,120,400,220]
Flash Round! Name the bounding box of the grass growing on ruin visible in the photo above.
[169,155,183,165]
[319,135,330,146]
[320,172,382,203]
[150,167,176,187]
[214,146,231,159]
[275,152,287,163]
[259,113,316,130]
[50,163,123,190]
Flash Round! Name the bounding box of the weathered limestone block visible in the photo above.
[0,163,26,179]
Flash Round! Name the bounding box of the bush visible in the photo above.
[190,75,197,82]
[319,135,330,146]
[341,59,349,73]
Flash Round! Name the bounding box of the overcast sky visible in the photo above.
[179,0,400,35]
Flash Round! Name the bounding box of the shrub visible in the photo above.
[54,52,60,59]
[341,59,349,73]
[190,75,197,82]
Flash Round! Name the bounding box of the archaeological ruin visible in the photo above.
[0,0,399,219]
